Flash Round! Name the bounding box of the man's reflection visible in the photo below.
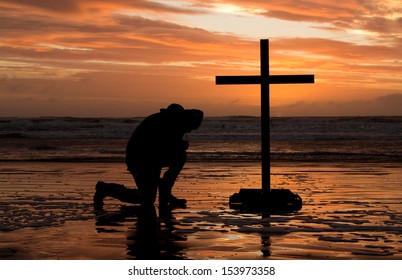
[95,205,187,259]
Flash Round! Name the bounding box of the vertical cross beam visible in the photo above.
[216,39,314,199]
[260,39,270,193]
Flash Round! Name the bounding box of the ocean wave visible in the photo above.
[0,116,401,163]
[1,151,400,163]
[1,116,401,140]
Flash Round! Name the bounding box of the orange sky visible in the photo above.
[0,0,401,116]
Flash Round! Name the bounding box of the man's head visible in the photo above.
[161,103,203,132]
[183,109,203,132]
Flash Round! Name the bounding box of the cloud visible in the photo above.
[1,0,80,13]
[272,93,402,116]
[1,0,201,14]
[0,3,246,58]
[270,37,402,91]
[212,0,365,21]
[214,0,402,44]
[0,2,256,82]
[273,37,401,60]
[0,0,401,116]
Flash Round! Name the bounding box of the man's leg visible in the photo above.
[93,181,141,208]
[159,151,187,206]
[132,166,161,207]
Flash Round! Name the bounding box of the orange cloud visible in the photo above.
[193,0,365,20]
[0,0,401,116]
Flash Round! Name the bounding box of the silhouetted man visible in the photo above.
[126,104,203,207]
[94,104,203,209]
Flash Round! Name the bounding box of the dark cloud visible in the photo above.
[360,16,402,35]
[2,0,80,13]
[1,0,200,14]
[273,94,402,116]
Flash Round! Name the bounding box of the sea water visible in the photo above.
[0,116,402,259]
[0,116,401,163]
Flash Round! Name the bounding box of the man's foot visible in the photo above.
[94,181,142,208]
[169,195,187,207]
[160,194,187,208]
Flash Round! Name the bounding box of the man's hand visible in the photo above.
[181,140,189,150]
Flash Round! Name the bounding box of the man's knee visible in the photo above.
[129,166,160,204]
[172,150,187,167]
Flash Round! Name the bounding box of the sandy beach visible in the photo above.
[1,161,401,260]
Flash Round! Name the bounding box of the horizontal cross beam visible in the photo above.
[216,74,314,85]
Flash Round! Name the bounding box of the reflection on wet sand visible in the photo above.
[95,205,187,259]
[1,162,401,259]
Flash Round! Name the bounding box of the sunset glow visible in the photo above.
[0,0,401,116]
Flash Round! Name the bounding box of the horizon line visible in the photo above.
[1,115,402,119]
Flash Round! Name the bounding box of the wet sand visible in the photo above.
[0,161,401,259]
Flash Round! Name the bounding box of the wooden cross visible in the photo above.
[216,39,314,194]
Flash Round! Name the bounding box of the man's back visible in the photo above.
[126,110,186,167]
